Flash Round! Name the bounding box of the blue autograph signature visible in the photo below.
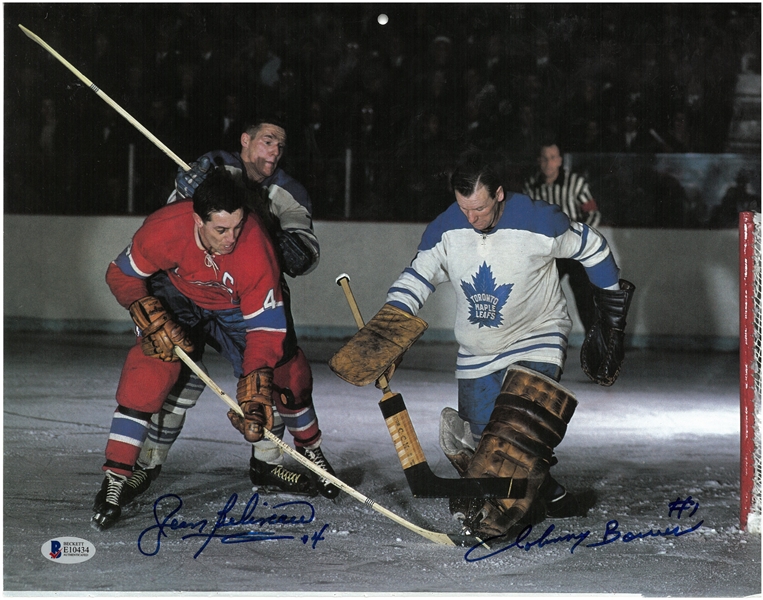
[465,496,704,562]
[137,493,328,558]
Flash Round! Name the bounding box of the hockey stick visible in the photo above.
[335,274,524,500]
[18,24,191,172]
[172,346,484,548]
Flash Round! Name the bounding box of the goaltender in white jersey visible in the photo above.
[386,185,620,380]
[381,149,629,537]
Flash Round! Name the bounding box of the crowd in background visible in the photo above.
[4,3,760,221]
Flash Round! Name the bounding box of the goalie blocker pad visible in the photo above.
[581,279,635,386]
[329,304,428,387]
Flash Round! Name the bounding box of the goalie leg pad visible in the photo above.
[463,366,577,537]
[329,303,428,387]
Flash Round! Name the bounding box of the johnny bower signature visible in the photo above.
[465,496,704,562]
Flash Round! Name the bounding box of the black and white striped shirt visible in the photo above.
[522,168,601,227]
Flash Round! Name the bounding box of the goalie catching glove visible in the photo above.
[580,279,636,386]
[228,368,274,442]
[129,296,194,362]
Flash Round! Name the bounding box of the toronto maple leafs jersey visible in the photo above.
[168,150,319,274]
[386,193,620,379]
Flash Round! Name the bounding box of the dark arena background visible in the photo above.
[4,3,761,222]
[3,3,762,597]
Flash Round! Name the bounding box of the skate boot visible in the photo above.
[249,455,316,496]
[92,471,127,530]
[536,475,597,519]
[297,446,340,499]
[121,465,162,505]
[544,487,597,519]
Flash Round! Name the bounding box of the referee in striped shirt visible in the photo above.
[523,141,601,332]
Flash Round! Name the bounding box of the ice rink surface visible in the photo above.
[3,332,761,597]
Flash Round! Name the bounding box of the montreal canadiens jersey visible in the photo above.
[107,200,287,373]
[386,193,620,379]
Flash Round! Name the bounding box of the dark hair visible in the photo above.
[450,149,503,198]
[242,112,288,137]
[538,137,562,156]
[193,168,247,222]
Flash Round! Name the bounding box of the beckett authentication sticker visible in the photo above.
[41,538,96,564]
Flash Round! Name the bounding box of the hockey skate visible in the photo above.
[120,465,162,505]
[91,471,127,531]
[544,487,597,519]
[297,446,340,499]
[249,455,317,496]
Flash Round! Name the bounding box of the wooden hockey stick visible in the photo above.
[18,24,191,172]
[172,346,484,548]
[335,274,523,499]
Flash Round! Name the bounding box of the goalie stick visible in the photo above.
[335,274,524,499]
[172,346,486,549]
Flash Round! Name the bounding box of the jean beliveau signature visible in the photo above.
[137,492,328,559]
[465,496,704,562]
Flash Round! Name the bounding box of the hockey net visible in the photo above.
[739,211,761,533]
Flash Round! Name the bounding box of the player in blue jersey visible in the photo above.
[123,117,338,503]
[381,149,634,537]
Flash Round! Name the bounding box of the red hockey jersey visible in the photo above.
[107,201,287,373]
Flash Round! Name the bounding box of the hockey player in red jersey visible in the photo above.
[93,168,291,530]
[124,116,338,503]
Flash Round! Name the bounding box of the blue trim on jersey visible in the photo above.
[404,267,436,293]
[419,204,470,252]
[387,286,423,309]
[244,308,288,333]
[387,299,415,314]
[113,248,147,280]
[585,253,620,288]
[503,194,571,238]
[456,341,568,372]
[457,331,569,358]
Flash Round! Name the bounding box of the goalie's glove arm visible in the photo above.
[580,279,636,386]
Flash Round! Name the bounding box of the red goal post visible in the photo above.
[739,211,761,533]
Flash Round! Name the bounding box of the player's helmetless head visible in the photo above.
[192,169,247,256]
[239,121,287,183]
[538,143,562,183]
[451,150,505,233]
[455,182,505,233]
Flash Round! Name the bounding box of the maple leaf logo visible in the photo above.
[460,262,512,328]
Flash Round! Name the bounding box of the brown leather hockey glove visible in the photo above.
[228,368,274,442]
[129,296,194,362]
